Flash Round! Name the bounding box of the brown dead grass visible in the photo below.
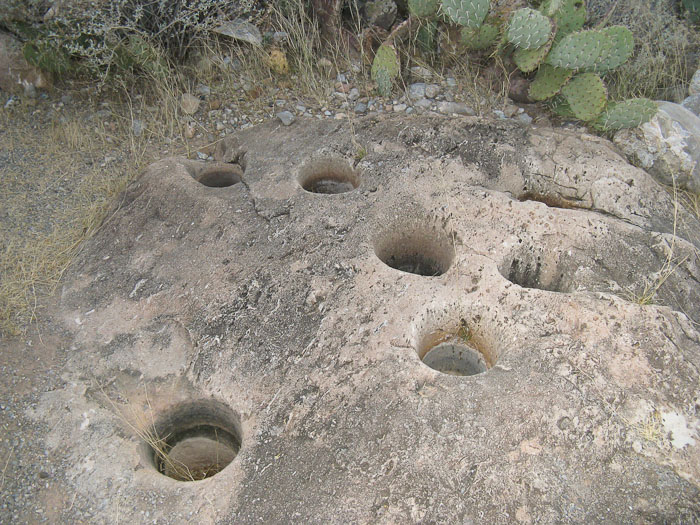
[0,100,149,336]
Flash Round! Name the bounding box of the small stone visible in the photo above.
[132,118,144,137]
[437,101,475,116]
[354,102,367,114]
[493,109,507,119]
[318,58,334,79]
[180,93,200,115]
[410,66,433,81]
[517,113,533,124]
[445,77,457,88]
[363,0,397,30]
[503,104,518,118]
[335,112,347,119]
[415,98,432,109]
[60,94,72,104]
[196,84,211,96]
[324,110,332,116]
[681,94,700,117]
[406,107,414,114]
[295,104,306,113]
[424,84,440,99]
[208,98,222,110]
[276,110,295,126]
[196,151,208,160]
[394,103,407,112]
[689,69,700,96]
[336,73,347,83]
[184,122,196,139]
[216,121,225,131]
[408,82,426,99]
[348,88,360,101]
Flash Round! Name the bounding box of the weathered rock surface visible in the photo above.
[614,101,700,195]
[6,115,700,523]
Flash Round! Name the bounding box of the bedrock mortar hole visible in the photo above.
[196,165,243,188]
[417,320,496,376]
[298,158,360,194]
[144,400,241,482]
[518,191,583,210]
[374,225,455,276]
[499,245,570,292]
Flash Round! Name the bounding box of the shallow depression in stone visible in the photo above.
[298,157,360,194]
[144,400,242,482]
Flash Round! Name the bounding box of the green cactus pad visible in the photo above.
[589,26,633,73]
[513,37,554,73]
[460,23,499,50]
[409,0,440,18]
[547,30,605,70]
[541,0,586,38]
[593,98,658,130]
[529,64,573,101]
[372,45,400,97]
[416,19,438,52]
[441,0,490,28]
[561,72,607,121]
[507,8,553,50]
[549,96,576,119]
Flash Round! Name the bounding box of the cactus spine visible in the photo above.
[440,0,490,28]
[371,44,400,97]
[593,99,659,130]
[529,64,573,101]
[561,72,607,121]
[507,8,554,50]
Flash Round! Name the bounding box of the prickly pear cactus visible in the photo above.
[589,26,633,73]
[541,0,586,39]
[561,72,607,121]
[513,37,554,73]
[371,44,400,97]
[546,29,604,70]
[594,99,658,130]
[460,23,499,50]
[441,0,490,28]
[416,19,438,52]
[507,8,553,50]
[409,0,440,18]
[528,64,573,101]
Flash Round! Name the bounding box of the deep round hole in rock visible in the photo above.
[417,321,495,376]
[374,225,455,276]
[146,400,241,482]
[298,158,360,194]
[196,166,243,188]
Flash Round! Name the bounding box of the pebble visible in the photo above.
[394,103,407,112]
[408,82,426,99]
[196,151,208,160]
[415,98,432,109]
[348,88,360,101]
[354,102,368,114]
[493,109,507,119]
[446,77,457,88]
[196,84,211,96]
[295,104,306,113]
[276,111,295,126]
[410,66,433,81]
[425,84,440,99]
[335,112,347,119]
[336,73,347,83]
[517,113,533,124]
[437,101,475,116]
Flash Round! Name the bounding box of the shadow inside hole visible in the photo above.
[298,158,360,194]
[157,424,239,481]
[145,400,242,482]
[303,174,356,194]
[197,168,242,188]
[500,249,569,292]
[518,192,582,210]
[387,253,444,276]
